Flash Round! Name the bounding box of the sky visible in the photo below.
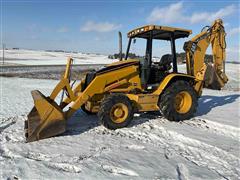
[1,0,240,61]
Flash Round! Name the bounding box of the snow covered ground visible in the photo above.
[0,49,117,65]
[0,57,239,179]
[1,76,239,179]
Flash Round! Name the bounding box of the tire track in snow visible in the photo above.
[0,119,26,143]
[24,146,107,164]
[0,116,19,134]
[0,116,110,175]
[0,121,16,134]
[0,142,108,174]
[176,164,190,180]
[1,115,239,178]
[0,147,83,173]
[45,162,82,173]
[183,118,240,140]
[88,121,240,179]
[25,152,82,173]
[101,165,139,177]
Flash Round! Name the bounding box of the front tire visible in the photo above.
[159,80,198,121]
[98,94,134,129]
[81,104,96,115]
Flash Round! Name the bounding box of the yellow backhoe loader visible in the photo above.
[25,19,228,142]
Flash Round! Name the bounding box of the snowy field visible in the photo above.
[0,53,240,179]
[1,84,240,179]
[0,78,239,179]
[0,49,117,65]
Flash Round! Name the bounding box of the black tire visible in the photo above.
[81,104,96,115]
[98,94,134,130]
[159,80,198,121]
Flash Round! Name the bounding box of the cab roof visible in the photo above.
[128,25,192,40]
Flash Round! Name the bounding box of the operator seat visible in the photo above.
[148,54,173,85]
[158,54,173,71]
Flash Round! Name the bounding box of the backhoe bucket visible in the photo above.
[204,64,228,90]
[25,90,66,142]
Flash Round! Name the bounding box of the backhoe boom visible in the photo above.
[184,19,228,90]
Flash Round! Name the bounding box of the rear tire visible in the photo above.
[159,80,198,121]
[98,94,134,129]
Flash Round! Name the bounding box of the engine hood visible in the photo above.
[105,59,139,67]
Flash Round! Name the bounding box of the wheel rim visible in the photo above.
[110,103,129,123]
[174,91,192,114]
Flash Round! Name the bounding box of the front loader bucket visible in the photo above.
[204,64,228,90]
[25,90,66,142]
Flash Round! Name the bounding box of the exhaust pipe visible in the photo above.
[118,31,122,61]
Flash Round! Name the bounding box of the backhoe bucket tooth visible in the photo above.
[25,90,66,142]
[204,64,228,90]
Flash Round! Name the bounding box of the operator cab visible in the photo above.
[125,25,192,89]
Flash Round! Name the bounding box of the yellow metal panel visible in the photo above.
[128,73,142,90]
[126,94,159,112]
[138,104,159,112]
[194,81,203,96]
[110,87,134,93]
[64,57,73,79]
[192,37,210,76]
[137,95,158,104]
[153,73,195,95]
[104,79,128,92]
[106,59,139,67]
[67,64,140,117]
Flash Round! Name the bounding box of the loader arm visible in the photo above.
[25,59,140,142]
[25,57,87,142]
[184,19,228,91]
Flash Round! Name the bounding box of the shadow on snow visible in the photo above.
[63,93,240,137]
[197,94,240,116]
